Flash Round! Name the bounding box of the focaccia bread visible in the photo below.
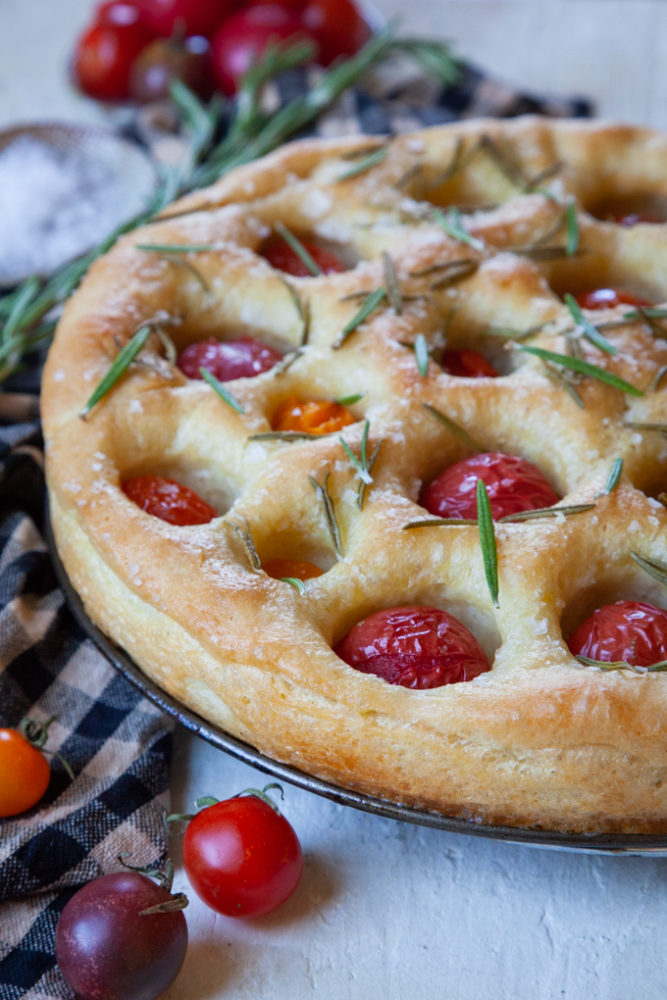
[42,116,667,834]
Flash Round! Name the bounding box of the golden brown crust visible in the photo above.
[42,116,667,833]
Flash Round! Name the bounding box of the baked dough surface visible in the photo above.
[42,116,667,833]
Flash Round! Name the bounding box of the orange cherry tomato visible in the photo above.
[0,728,51,817]
[263,558,324,581]
[272,396,356,435]
[573,288,652,310]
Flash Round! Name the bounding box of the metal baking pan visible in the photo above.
[46,512,667,856]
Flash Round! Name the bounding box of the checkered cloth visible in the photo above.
[0,60,591,999]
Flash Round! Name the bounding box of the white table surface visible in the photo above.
[2,2,667,998]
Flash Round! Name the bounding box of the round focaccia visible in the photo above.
[42,116,667,834]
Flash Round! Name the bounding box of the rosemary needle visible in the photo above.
[81,324,152,418]
[274,222,321,276]
[199,367,244,414]
[337,146,388,181]
[414,333,430,376]
[564,293,617,356]
[477,479,499,607]
[333,287,387,349]
[518,345,644,396]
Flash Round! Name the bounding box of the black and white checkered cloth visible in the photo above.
[0,62,591,999]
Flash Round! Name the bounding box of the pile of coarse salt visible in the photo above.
[0,134,151,285]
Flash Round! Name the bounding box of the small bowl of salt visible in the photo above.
[0,123,156,287]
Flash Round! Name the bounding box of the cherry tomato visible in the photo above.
[182,792,303,917]
[440,348,499,378]
[335,605,490,688]
[122,474,217,525]
[300,0,371,65]
[420,452,560,522]
[177,336,283,380]
[135,0,234,38]
[613,213,662,226]
[130,34,213,102]
[56,872,188,1000]
[567,600,667,667]
[210,5,305,94]
[261,236,346,277]
[72,16,153,101]
[96,1,145,28]
[0,728,51,818]
[263,557,324,580]
[272,396,356,434]
[573,288,652,310]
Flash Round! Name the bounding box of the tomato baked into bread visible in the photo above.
[42,116,667,834]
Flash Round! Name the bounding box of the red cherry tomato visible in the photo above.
[420,452,560,521]
[573,288,652,310]
[300,0,371,65]
[122,475,217,525]
[182,792,303,917]
[261,236,346,277]
[567,600,667,667]
[210,5,305,94]
[440,348,499,378]
[0,728,51,818]
[72,18,152,100]
[177,336,283,380]
[135,0,234,38]
[336,606,490,688]
[56,872,188,1000]
[96,1,144,28]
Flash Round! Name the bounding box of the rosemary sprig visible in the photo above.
[336,392,365,406]
[564,202,580,256]
[309,472,342,557]
[199,367,244,414]
[497,503,595,523]
[421,403,485,452]
[433,208,484,251]
[650,365,667,392]
[357,439,382,510]
[337,146,388,181]
[0,30,460,382]
[600,457,623,495]
[476,134,527,190]
[278,277,310,345]
[80,324,152,418]
[382,252,402,314]
[518,345,644,397]
[564,293,617,356]
[229,517,261,570]
[477,480,498,607]
[274,222,321,276]
[630,552,667,588]
[414,333,430,376]
[249,430,323,441]
[280,576,307,595]
[575,655,667,674]
[333,287,387,349]
[403,517,477,529]
[136,242,222,253]
[428,259,479,290]
[403,503,595,529]
[624,422,667,437]
[339,418,373,485]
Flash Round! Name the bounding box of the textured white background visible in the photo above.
[1,2,666,998]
